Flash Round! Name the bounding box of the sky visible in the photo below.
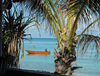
[25,26,56,38]
[24,14,100,38]
[24,17,100,38]
[10,3,55,38]
[25,20,100,38]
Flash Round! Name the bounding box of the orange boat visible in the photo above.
[25,49,50,55]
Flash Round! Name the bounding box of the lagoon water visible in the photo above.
[19,38,100,76]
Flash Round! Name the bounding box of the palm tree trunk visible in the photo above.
[54,35,77,75]
[54,16,79,75]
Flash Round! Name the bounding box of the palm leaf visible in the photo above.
[47,0,64,33]
[46,13,60,47]
[78,34,100,57]
[94,40,100,57]
[44,2,60,32]
[68,2,86,50]
[56,0,65,28]
[21,39,24,61]
[77,17,100,41]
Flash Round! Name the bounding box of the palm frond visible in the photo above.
[24,0,42,10]
[60,0,100,25]
[77,17,100,41]
[46,14,60,46]
[21,39,24,61]
[44,2,60,32]
[56,0,65,28]
[78,34,100,57]
[47,0,64,33]
[68,2,86,50]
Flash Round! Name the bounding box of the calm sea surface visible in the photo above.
[19,38,100,76]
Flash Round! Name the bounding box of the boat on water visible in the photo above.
[25,49,50,55]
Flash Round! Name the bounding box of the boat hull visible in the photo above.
[25,50,50,55]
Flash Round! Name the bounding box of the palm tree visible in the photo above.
[2,4,39,57]
[2,0,41,56]
[9,0,100,75]
[0,0,42,74]
[38,0,100,75]
[1,2,41,73]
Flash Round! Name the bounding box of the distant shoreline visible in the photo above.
[24,37,57,39]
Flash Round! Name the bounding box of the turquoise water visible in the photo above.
[19,38,100,76]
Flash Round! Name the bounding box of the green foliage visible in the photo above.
[2,4,40,56]
[78,34,100,57]
[42,0,100,53]
[3,30,10,44]
[77,17,100,41]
